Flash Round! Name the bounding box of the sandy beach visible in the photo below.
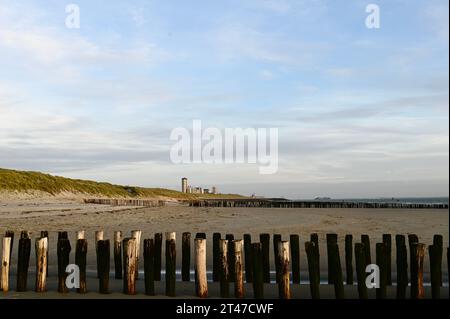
[0,198,448,298]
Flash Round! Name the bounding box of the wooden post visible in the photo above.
[433,234,443,286]
[273,234,282,283]
[40,231,49,277]
[5,231,14,258]
[213,233,221,282]
[195,238,208,298]
[234,240,244,298]
[123,238,137,295]
[75,239,87,293]
[95,230,104,278]
[16,232,31,292]
[395,234,408,299]
[290,234,300,284]
[57,238,71,293]
[219,239,229,298]
[58,231,68,240]
[114,231,122,279]
[143,239,155,295]
[408,235,419,299]
[305,241,320,299]
[131,230,142,280]
[376,243,387,299]
[329,242,344,299]
[278,241,291,299]
[244,234,253,283]
[345,234,353,285]
[251,243,264,299]
[97,240,110,294]
[326,233,338,284]
[77,230,85,240]
[411,243,426,299]
[310,233,320,282]
[154,233,163,281]
[35,237,48,292]
[354,243,368,299]
[382,234,392,286]
[361,234,371,266]
[1,237,11,292]
[260,233,270,283]
[182,232,191,282]
[226,234,235,282]
[165,232,176,297]
[429,244,440,299]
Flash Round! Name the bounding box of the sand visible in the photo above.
[0,198,448,298]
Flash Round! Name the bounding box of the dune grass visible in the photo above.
[0,168,244,199]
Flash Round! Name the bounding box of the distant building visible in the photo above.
[181,177,188,193]
[203,189,210,194]
[187,185,192,193]
[211,186,217,194]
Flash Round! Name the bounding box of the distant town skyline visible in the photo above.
[0,1,448,198]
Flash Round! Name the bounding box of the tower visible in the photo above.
[181,177,188,193]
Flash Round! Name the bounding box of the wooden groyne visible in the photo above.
[83,198,164,207]
[0,230,448,299]
[183,199,449,209]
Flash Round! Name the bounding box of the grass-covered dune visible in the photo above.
[0,168,243,200]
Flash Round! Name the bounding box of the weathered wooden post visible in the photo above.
[97,239,110,294]
[154,232,163,281]
[361,234,371,265]
[354,243,368,299]
[429,243,440,299]
[123,238,137,295]
[58,231,68,240]
[329,241,344,299]
[40,231,49,277]
[244,234,253,283]
[165,232,176,297]
[251,243,264,299]
[234,240,245,298]
[95,230,104,278]
[395,234,408,299]
[57,238,71,293]
[182,232,191,282]
[433,234,443,286]
[195,238,208,298]
[408,235,419,299]
[213,232,221,282]
[226,234,235,282]
[5,231,14,257]
[305,241,320,299]
[75,239,87,293]
[411,243,426,299]
[35,237,48,292]
[1,237,11,292]
[16,232,31,292]
[131,230,142,280]
[345,234,353,285]
[114,231,122,279]
[290,234,300,284]
[219,239,229,298]
[326,233,338,284]
[273,234,282,283]
[260,233,270,283]
[310,233,320,281]
[143,239,155,295]
[376,243,387,299]
[382,234,392,285]
[278,241,291,299]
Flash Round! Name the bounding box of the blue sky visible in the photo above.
[0,0,448,198]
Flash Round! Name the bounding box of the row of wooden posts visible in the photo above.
[0,231,448,299]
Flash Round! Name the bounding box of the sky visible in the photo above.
[0,0,448,199]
